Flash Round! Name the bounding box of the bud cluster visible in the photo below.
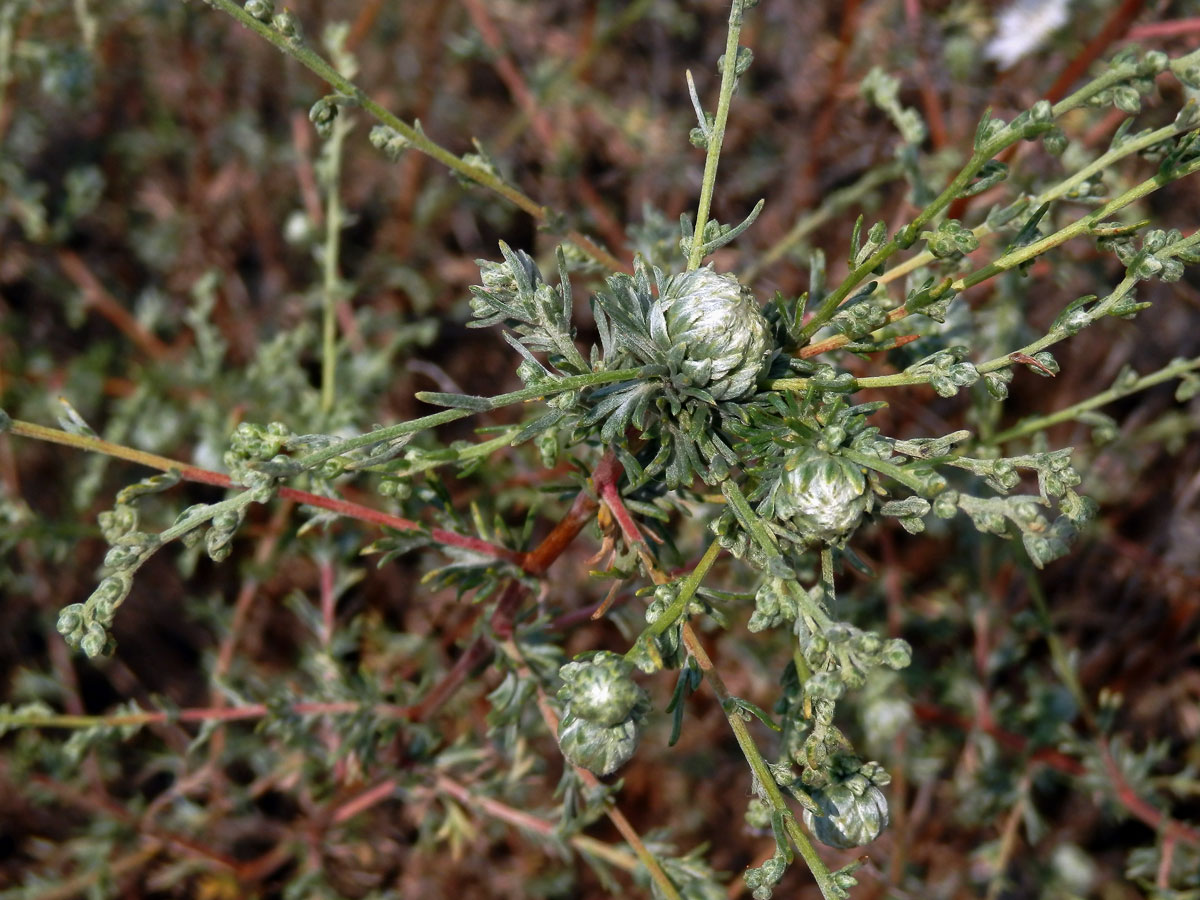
[555,652,649,776]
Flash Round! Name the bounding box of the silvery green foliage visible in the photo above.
[654,267,772,401]
[556,652,649,776]
[743,853,787,900]
[468,243,589,375]
[21,7,1200,894]
[773,448,871,547]
[55,471,177,657]
[579,259,775,487]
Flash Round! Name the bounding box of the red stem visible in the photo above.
[592,448,646,549]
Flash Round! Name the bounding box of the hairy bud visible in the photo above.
[655,267,772,401]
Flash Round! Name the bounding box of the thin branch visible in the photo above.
[433,774,641,872]
[532,685,683,900]
[201,0,625,273]
[2,417,525,567]
[687,0,747,271]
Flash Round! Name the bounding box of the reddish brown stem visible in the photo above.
[1128,18,1200,40]
[523,478,601,576]
[57,250,173,361]
[1043,0,1147,105]
[404,468,604,721]
[6,416,524,567]
[592,448,646,549]
[1099,738,1200,847]
[402,629,492,723]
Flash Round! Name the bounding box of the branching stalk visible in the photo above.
[993,355,1200,443]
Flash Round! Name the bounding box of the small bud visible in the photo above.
[309,98,338,139]
[272,9,302,43]
[719,46,754,78]
[244,0,273,22]
[369,125,410,162]
[80,623,109,659]
[56,604,86,637]
[881,639,912,670]
[1042,126,1068,156]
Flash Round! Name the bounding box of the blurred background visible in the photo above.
[2,0,1199,897]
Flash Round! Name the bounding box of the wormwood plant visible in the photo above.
[3,1,1200,897]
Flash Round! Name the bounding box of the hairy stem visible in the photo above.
[320,113,349,415]
[993,355,1200,443]
[680,625,839,898]
[687,0,747,271]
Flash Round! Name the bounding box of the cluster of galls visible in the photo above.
[651,266,773,403]
[555,652,649,777]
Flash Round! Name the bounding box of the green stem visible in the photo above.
[686,0,746,271]
[320,113,349,415]
[3,417,228,486]
[795,54,1195,347]
[0,699,409,731]
[680,625,839,899]
[293,367,644,470]
[202,0,623,272]
[721,480,787,561]
[1,416,526,566]
[798,148,1200,361]
[879,116,1198,289]
[957,158,1200,293]
[993,355,1200,444]
[4,367,643,488]
[839,446,929,494]
[976,230,1200,377]
[793,140,999,345]
[641,537,722,641]
[384,425,523,477]
[1051,57,1153,118]
[772,223,1200,396]
[819,547,834,602]
[743,161,902,284]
